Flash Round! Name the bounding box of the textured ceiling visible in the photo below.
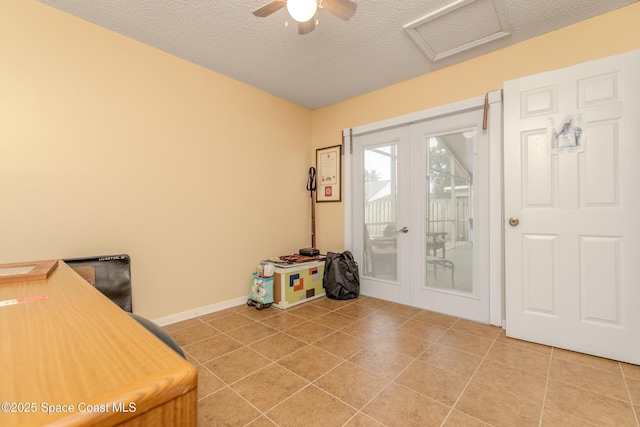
[39,0,638,110]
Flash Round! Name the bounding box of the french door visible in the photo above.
[350,104,492,323]
[351,126,412,305]
[410,109,490,322]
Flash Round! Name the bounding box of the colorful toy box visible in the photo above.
[272,260,325,309]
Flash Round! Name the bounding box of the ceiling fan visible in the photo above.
[253,0,357,35]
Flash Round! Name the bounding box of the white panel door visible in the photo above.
[504,50,640,364]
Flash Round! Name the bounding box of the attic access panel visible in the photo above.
[404,0,512,62]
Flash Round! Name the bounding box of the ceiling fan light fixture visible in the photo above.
[286,0,317,23]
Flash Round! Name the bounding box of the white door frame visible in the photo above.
[344,90,504,326]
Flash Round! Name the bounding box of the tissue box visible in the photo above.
[249,274,274,306]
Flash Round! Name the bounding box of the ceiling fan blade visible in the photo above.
[298,19,316,35]
[253,0,286,18]
[320,0,357,21]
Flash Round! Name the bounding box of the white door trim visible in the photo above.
[344,91,503,326]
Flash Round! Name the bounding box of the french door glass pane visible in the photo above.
[426,133,474,293]
[363,144,397,281]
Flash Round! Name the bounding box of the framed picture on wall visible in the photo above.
[316,144,342,202]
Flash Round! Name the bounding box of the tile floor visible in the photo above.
[163,296,640,426]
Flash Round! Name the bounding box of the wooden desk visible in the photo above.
[0,261,197,427]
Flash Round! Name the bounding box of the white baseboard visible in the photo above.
[152,296,247,327]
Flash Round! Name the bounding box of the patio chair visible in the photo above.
[426,232,447,258]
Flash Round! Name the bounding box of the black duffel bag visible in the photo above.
[323,251,360,300]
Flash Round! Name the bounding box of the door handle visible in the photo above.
[396,226,409,234]
[508,217,519,227]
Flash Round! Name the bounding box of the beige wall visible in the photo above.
[3,1,640,321]
[1,1,312,319]
[311,2,640,252]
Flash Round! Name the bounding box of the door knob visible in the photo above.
[396,226,409,234]
[508,217,519,227]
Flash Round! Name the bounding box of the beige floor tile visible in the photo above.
[195,365,225,399]
[418,343,483,378]
[284,320,334,344]
[621,362,640,380]
[344,412,386,426]
[486,341,551,376]
[244,308,282,321]
[278,345,342,381]
[455,380,542,426]
[187,298,639,426]
[351,296,393,310]
[225,322,278,345]
[246,416,278,427]
[206,312,254,332]
[553,347,622,374]
[395,360,469,406]
[413,309,458,328]
[364,310,410,330]
[314,361,388,409]
[549,357,629,401]
[540,408,600,426]
[311,297,357,311]
[168,322,218,346]
[250,332,307,361]
[335,303,378,319]
[267,385,357,427]
[237,304,281,320]
[626,377,640,405]
[451,319,501,340]
[436,329,494,357]
[197,307,238,322]
[362,382,450,427]
[184,352,198,365]
[287,303,330,320]
[380,302,423,318]
[232,364,308,413]
[495,329,553,355]
[620,362,640,380]
[162,317,204,333]
[339,318,395,341]
[349,346,414,380]
[313,311,358,330]
[313,331,367,359]
[545,379,637,426]
[473,358,547,403]
[443,410,493,426]
[183,334,243,364]
[234,303,266,313]
[197,387,261,427]
[372,330,430,358]
[396,318,448,343]
[203,347,272,384]
[260,312,305,331]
